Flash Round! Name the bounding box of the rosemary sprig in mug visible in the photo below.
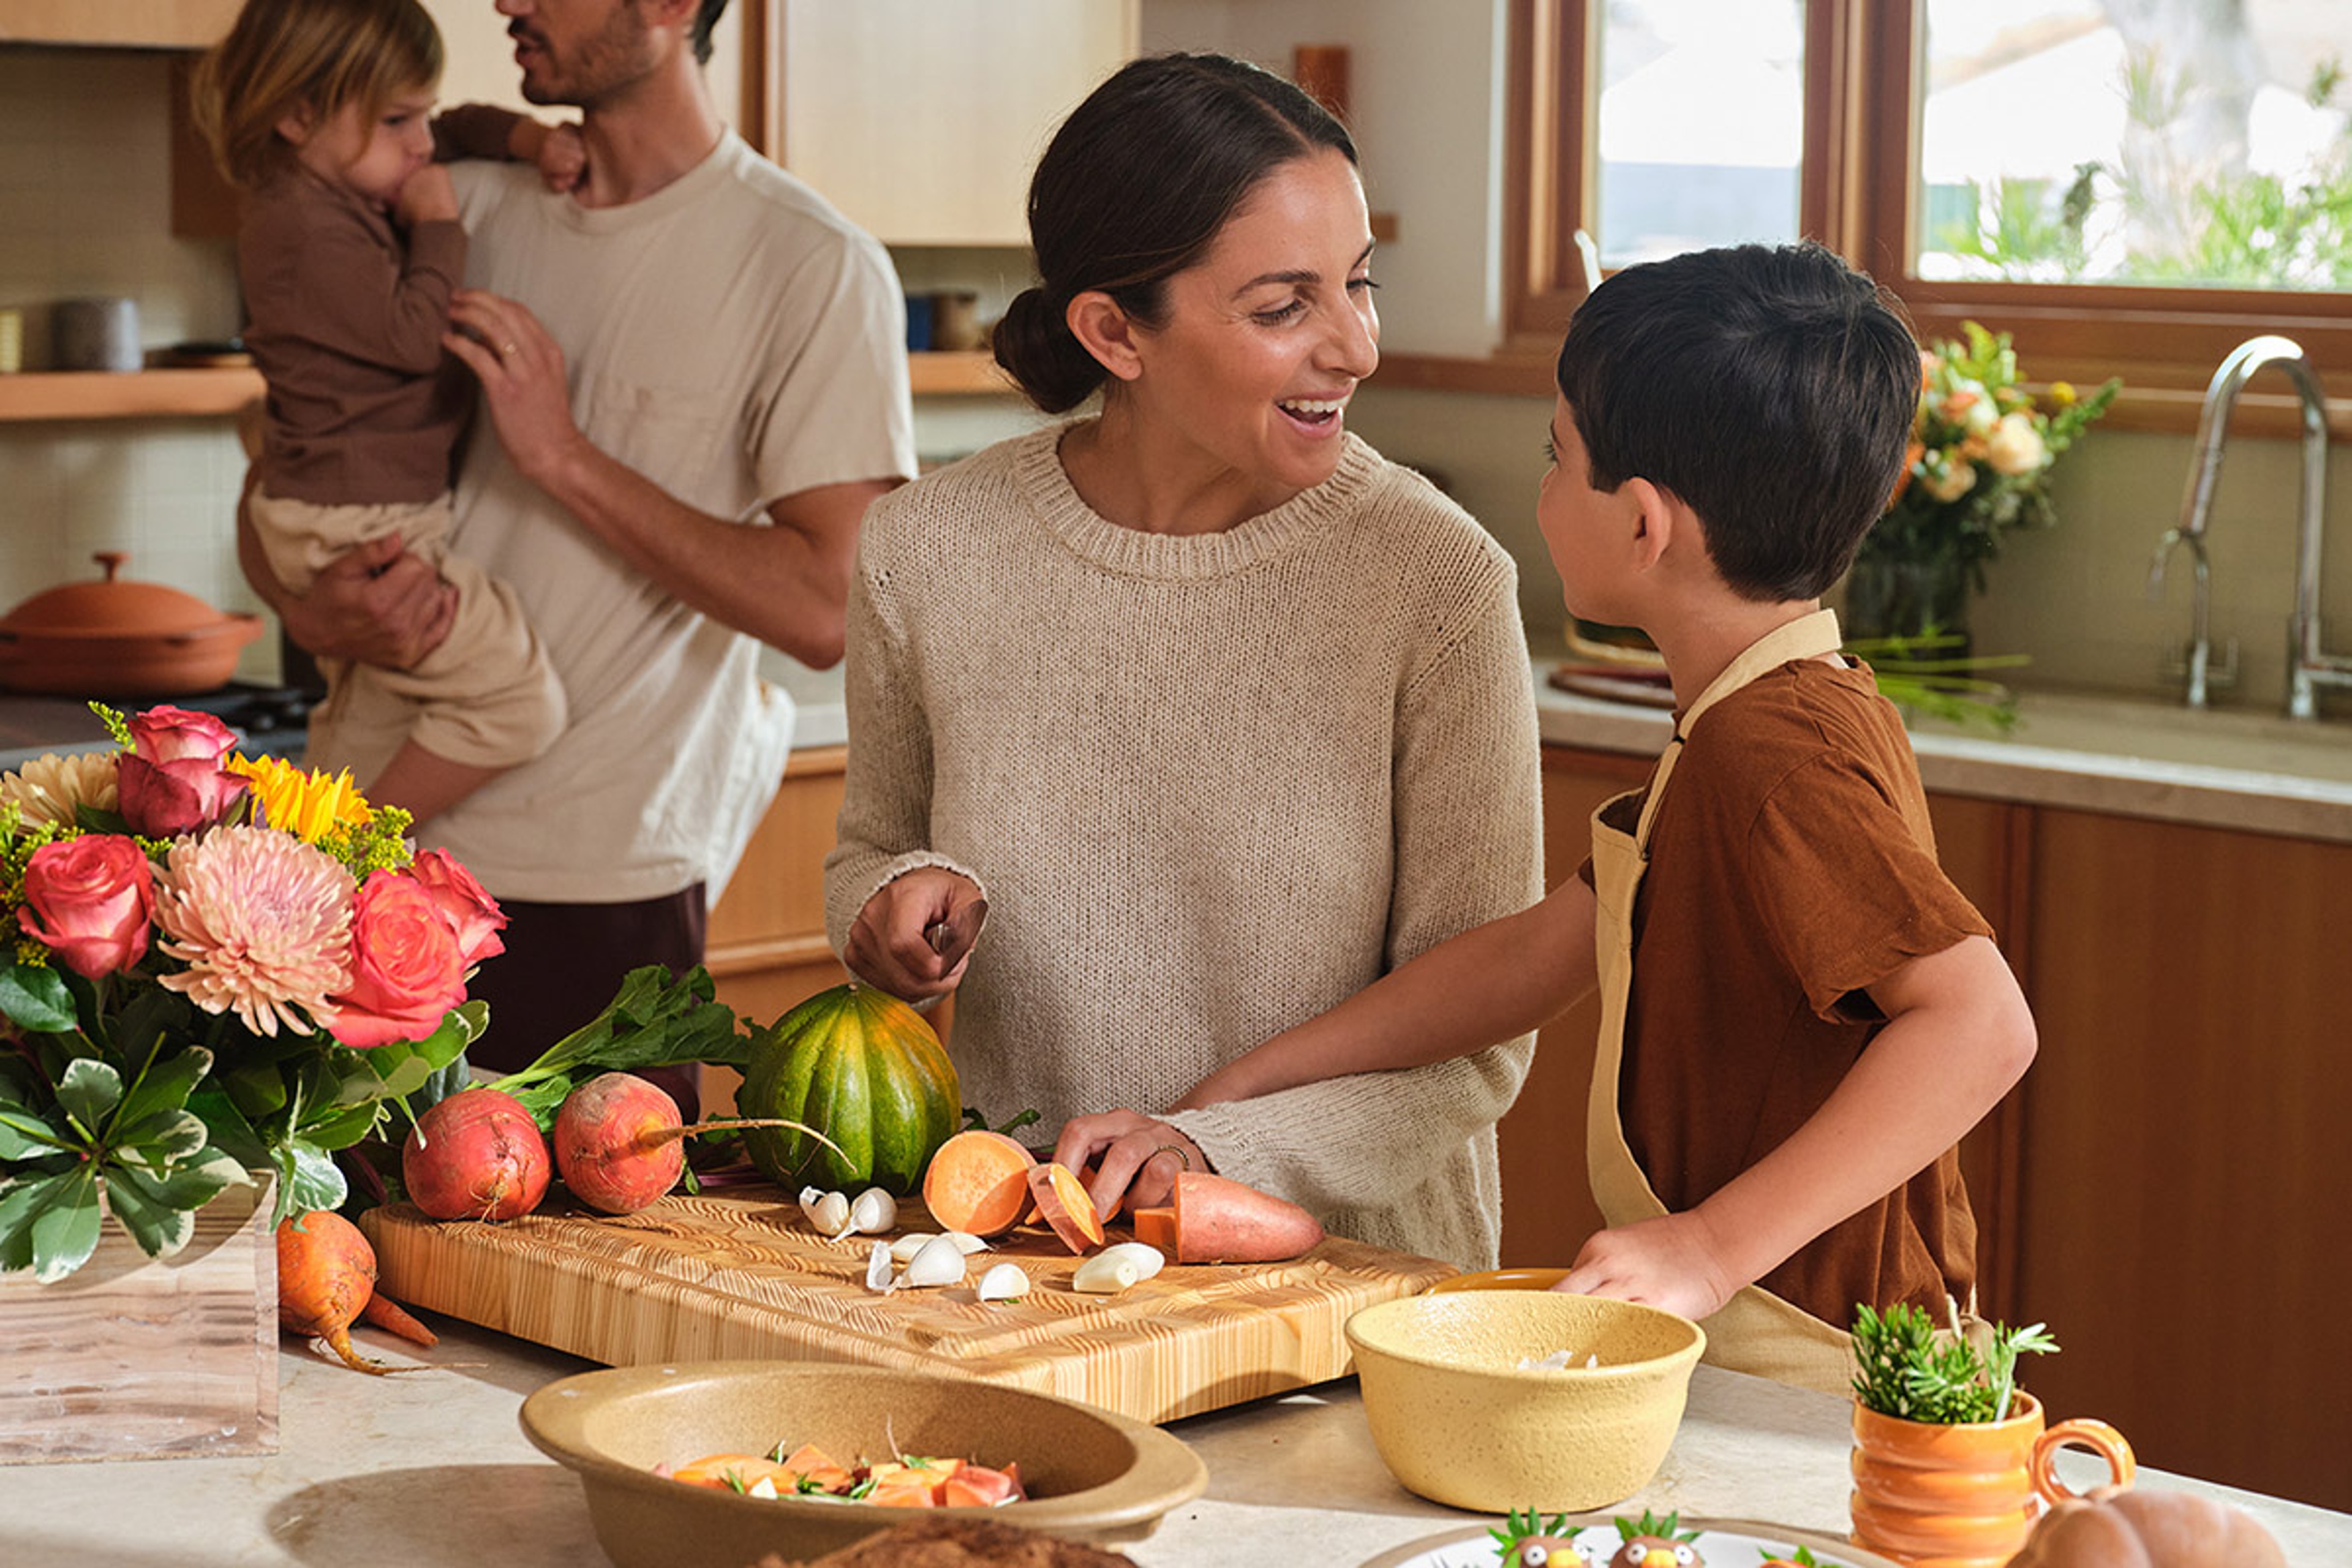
[1851,1301,2060,1423]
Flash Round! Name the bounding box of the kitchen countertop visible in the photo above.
[13,649,2351,842]
[2,1314,2343,1567]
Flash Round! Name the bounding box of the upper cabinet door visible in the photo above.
[0,0,239,47]
[776,0,1139,246]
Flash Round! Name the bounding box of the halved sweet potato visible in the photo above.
[1025,1161,1106,1253]
[1170,1171,1324,1263]
[922,1130,1038,1238]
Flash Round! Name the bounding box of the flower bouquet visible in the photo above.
[0,704,500,1283]
[1852,322,2120,643]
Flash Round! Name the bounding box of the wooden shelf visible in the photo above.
[0,356,1016,424]
[0,368,263,422]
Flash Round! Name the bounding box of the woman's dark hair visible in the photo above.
[1555,241,1920,601]
[992,52,1357,413]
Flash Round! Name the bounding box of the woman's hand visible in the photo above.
[844,867,986,1001]
[1052,1109,1205,1219]
[443,290,593,491]
[1554,1210,1741,1322]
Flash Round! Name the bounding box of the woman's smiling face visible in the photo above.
[1124,146,1381,500]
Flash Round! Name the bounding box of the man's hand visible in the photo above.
[1050,1109,1206,1220]
[274,532,456,670]
[443,290,593,490]
[844,867,986,1001]
[1555,1210,1741,1322]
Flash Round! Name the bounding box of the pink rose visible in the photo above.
[18,834,155,979]
[327,870,465,1049]
[405,848,507,968]
[118,706,248,839]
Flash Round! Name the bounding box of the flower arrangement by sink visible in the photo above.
[1846,322,2120,657]
[0,704,499,1283]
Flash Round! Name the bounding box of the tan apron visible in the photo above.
[1584,609,1857,1394]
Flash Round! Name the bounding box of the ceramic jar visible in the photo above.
[1849,1392,2135,1568]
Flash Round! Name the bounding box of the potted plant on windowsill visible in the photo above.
[1846,1302,2130,1568]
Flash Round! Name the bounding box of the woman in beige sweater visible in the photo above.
[823,53,1543,1270]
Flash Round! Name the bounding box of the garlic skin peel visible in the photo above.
[975,1262,1029,1302]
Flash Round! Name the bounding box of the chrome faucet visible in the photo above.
[2152,334,2344,716]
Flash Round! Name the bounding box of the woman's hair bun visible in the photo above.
[991,285,1109,415]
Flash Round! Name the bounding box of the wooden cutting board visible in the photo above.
[361,1185,1458,1425]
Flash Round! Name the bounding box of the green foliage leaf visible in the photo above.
[53,1057,124,1133]
[486,965,751,1129]
[113,1043,211,1134]
[115,1107,209,1166]
[0,957,78,1035]
[278,1139,347,1221]
[1850,1302,2059,1424]
[0,1101,72,1162]
[26,1166,104,1282]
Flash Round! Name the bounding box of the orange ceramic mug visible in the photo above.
[1850,1392,2135,1568]
[1424,1267,1569,1294]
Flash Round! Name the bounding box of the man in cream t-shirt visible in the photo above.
[247,0,916,1071]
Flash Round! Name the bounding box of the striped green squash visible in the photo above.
[740,984,961,1196]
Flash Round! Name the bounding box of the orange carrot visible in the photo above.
[359,1291,438,1348]
[1025,1161,1106,1254]
[1169,1170,1324,1263]
[921,1130,1038,1237]
[276,1210,421,1374]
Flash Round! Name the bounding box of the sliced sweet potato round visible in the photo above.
[1025,1161,1106,1254]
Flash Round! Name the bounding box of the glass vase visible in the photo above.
[1842,554,1973,662]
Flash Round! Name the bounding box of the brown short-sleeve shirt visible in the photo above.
[1612,657,1993,1325]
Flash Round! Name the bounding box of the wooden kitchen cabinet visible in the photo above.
[767,0,1138,246]
[706,744,851,1029]
[2010,807,2352,1510]
[0,1,237,47]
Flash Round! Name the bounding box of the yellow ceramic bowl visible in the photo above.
[1344,1291,1705,1513]
[519,1362,1207,1568]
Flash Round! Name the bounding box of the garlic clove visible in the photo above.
[899,1232,968,1288]
[806,1189,852,1238]
[1071,1251,1144,1294]
[864,1239,895,1294]
[848,1186,899,1235]
[944,1231,989,1255]
[975,1262,1030,1302]
[1091,1241,1164,1282]
[889,1232,939,1264]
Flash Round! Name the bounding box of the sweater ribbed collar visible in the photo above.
[1014,421,1381,579]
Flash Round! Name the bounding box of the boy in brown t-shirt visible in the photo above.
[1174,242,2036,1381]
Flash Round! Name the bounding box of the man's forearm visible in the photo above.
[531,435,878,667]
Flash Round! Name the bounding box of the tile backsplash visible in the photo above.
[1,48,258,669]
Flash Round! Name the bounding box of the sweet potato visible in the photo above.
[1170,1170,1324,1263]
[942,1463,1026,1508]
[921,1129,1037,1237]
[1025,1161,1105,1254]
[1131,1205,1177,1254]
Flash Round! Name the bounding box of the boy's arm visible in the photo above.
[1558,932,2037,1321]
[1172,875,1599,1108]
[432,104,585,190]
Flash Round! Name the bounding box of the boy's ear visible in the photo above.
[1065,291,1145,385]
[1623,476,1679,572]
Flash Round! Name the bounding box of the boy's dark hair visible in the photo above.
[1555,241,1919,601]
[993,52,1357,414]
[689,0,729,66]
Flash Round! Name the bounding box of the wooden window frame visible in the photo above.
[1389,0,2352,437]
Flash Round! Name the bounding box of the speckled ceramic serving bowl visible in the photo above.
[1344,1291,1705,1513]
[519,1362,1208,1568]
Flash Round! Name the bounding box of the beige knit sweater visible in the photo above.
[823,424,1544,1268]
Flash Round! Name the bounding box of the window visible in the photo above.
[1502,0,2352,423]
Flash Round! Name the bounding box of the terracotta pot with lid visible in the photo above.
[0,550,263,696]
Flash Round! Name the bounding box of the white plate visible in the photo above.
[1362,1515,1903,1568]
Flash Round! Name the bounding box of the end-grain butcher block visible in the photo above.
[360,1185,1457,1425]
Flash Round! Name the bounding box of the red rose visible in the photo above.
[118,706,247,839]
[328,870,466,1049]
[405,848,507,968]
[18,834,155,979]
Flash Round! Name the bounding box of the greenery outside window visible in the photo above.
[1493,0,2352,433]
